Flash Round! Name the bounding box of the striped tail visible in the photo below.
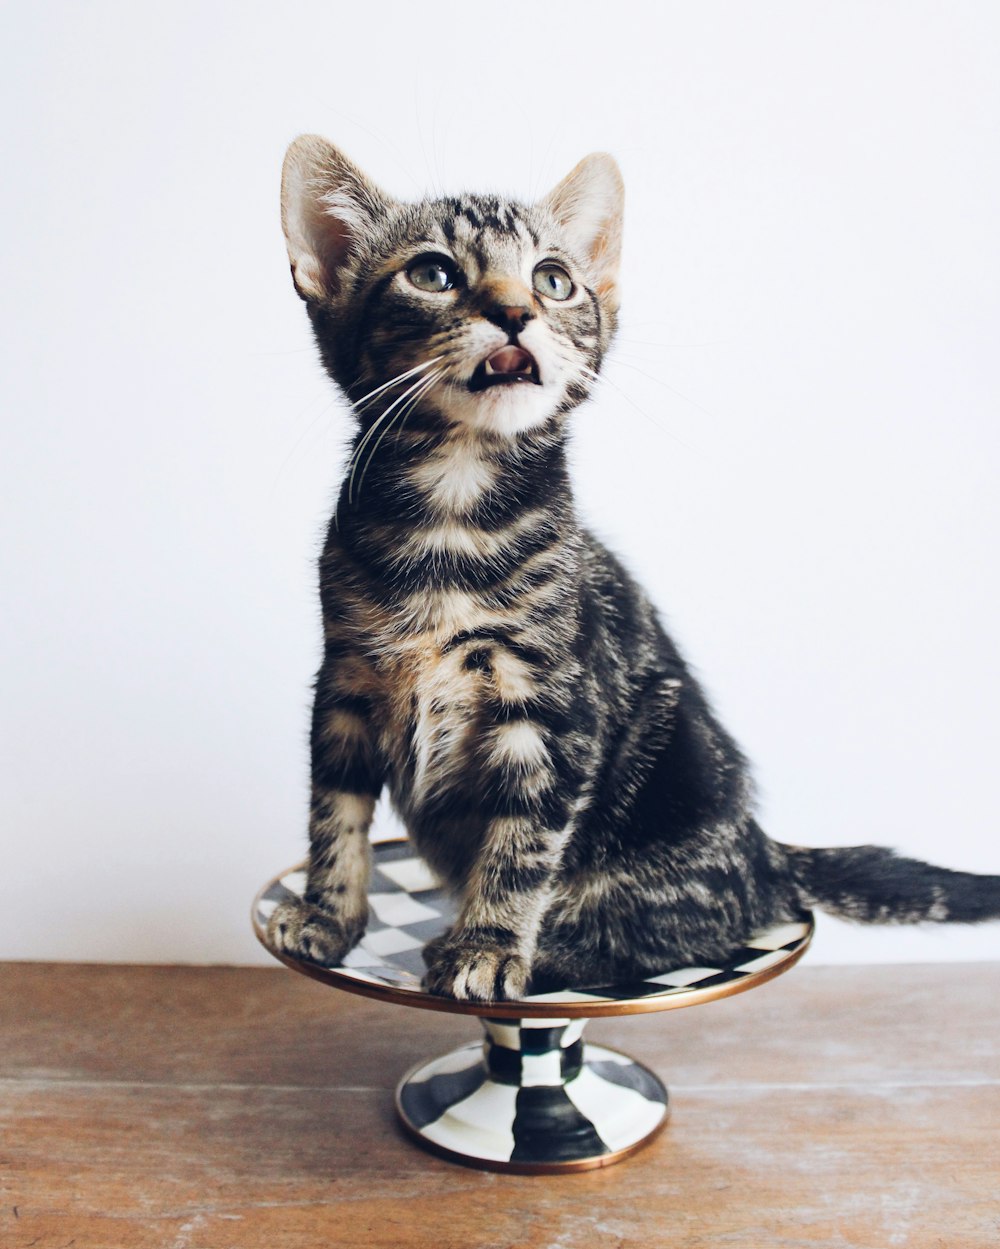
[782,844,1000,925]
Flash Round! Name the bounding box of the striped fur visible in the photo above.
[266,136,1000,1000]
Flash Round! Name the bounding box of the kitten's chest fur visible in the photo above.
[376,628,486,804]
[322,530,561,881]
[338,602,506,883]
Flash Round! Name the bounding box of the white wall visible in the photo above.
[2,0,998,967]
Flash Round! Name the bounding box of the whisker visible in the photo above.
[348,369,446,504]
[349,356,444,413]
[578,364,692,447]
[601,356,717,423]
[354,369,442,501]
[348,371,440,488]
[393,369,442,448]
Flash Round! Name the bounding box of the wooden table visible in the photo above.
[2,961,998,1248]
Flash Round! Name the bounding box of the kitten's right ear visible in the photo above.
[542,153,624,311]
[281,135,393,302]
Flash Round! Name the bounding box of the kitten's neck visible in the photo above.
[326,399,582,630]
[337,403,573,533]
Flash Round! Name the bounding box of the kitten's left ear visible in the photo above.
[541,153,624,310]
[281,135,395,302]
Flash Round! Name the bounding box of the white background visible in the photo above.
[2,1,998,967]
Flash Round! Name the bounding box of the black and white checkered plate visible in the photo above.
[253,840,813,1018]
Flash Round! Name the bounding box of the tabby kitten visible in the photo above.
[267,135,1000,1001]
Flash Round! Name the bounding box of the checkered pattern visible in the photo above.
[254,840,812,1003]
[482,1018,587,1087]
[255,841,454,989]
[398,1023,669,1166]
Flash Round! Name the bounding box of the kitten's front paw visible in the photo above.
[422,932,529,1002]
[266,898,363,967]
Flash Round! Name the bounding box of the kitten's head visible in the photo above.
[281,136,623,439]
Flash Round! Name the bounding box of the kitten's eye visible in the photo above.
[407,254,461,293]
[533,263,574,301]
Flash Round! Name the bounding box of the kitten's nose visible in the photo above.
[483,304,536,336]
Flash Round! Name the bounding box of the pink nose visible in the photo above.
[487,346,534,374]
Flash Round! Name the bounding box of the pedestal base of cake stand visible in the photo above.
[252,842,813,1175]
[396,1019,668,1173]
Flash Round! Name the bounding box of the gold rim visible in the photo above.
[394,1105,671,1175]
[252,856,814,1020]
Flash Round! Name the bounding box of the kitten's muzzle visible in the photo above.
[468,345,541,391]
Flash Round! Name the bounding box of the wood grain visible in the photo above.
[2,962,999,1248]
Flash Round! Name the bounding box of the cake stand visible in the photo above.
[252,839,813,1174]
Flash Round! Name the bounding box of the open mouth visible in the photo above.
[468,345,542,392]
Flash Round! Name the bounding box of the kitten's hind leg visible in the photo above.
[267,653,383,966]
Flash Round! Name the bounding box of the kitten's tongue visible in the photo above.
[487,346,534,375]
[470,344,541,391]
